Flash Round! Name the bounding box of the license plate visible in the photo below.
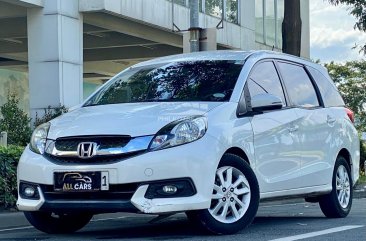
[54,171,109,192]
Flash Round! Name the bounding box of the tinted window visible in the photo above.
[307,67,345,107]
[278,62,319,108]
[84,60,244,106]
[248,61,286,106]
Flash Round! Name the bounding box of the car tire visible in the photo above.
[24,211,93,234]
[319,155,353,218]
[186,153,259,235]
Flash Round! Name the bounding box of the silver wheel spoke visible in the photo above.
[217,169,226,187]
[338,190,343,202]
[211,201,225,215]
[234,187,250,196]
[232,175,245,188]
[226,168,233,187]
[336,176,342,185]
[230,202,240,219]
[212,193,224,199]
[234,195,245,208]
[213,184,223,194]
[220,202,229,218]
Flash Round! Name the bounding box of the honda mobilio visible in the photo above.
[17,51,360,234]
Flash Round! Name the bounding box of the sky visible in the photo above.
[310,0,366,63]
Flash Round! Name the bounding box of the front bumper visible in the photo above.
[17,134,222,214]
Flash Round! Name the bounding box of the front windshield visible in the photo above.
[84,60,244,106]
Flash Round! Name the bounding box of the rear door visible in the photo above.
[247,61,303,193]
[277,62,332,187]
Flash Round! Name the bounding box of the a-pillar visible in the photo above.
[27,0,83,121]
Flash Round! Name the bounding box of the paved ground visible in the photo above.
[0,198,365,241]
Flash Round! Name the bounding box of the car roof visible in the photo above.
[132,50,254,68]
[132,50,327,74]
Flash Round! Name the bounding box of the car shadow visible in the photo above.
[59,215,327,240]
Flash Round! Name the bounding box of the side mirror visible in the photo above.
[251,93,283,112]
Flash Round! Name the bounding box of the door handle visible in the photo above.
[327,115,336,124]
[288,125,299,133]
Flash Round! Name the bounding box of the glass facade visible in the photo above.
[226,0,238,24]
[171,0,239,24]
[0,69,29,114]
[0,68,103,115]
[171,0,187,6]
[205,0,223,19]
[255,0,284,48]
[203,0,239,24]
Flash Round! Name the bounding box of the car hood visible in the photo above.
[48,102,223,139]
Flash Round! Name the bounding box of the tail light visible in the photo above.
[345,107,355,123]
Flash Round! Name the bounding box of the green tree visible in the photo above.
[34,105,68,128]
[0,94,31,146]
[325,60,366,132]
[328,0,366,53]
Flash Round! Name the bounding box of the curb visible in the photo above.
[354,183,366,199]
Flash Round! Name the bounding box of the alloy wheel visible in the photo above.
[336,165,351,209]
[209,166,251,223]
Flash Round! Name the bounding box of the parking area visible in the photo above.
[0,198,365,241]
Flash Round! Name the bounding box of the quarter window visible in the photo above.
[248,61,287,106]
[307,67,345,107]
[278,63,320,108]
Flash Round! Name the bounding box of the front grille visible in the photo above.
[46,135,144,165]
[40,183,139,201]
[44,151,144,165]
[55,135,131,152]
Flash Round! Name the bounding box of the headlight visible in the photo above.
[29,123,50,154]
[149,116,207,150]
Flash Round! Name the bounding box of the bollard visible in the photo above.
[0,131,7,148]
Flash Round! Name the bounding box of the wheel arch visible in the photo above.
[224,147,250,165]
[337,148,353,179]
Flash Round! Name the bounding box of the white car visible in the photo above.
[17,51,360,234]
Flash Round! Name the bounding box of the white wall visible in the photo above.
[27,0,83,120]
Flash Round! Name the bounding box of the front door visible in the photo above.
[247,61,303,193]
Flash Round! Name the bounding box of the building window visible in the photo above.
[171,0,239,24]
[203,0,239,24]
[171,0,188,7]
[226,0,239,24]
[255,0,284,48]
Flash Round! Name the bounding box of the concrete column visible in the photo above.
[27,0,83,120]
[300,0,310,58]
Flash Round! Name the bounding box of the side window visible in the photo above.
[247,61,287,106]
[307,67,345,107]
[278,62,320,108]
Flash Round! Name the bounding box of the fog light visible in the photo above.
[19,182,40,200]
[162,185,178,194]
[144,179,196,199]
[24,187,35,197]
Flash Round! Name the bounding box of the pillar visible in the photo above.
[27,0,83,120]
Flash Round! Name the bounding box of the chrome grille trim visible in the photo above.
[45,135,154,158]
